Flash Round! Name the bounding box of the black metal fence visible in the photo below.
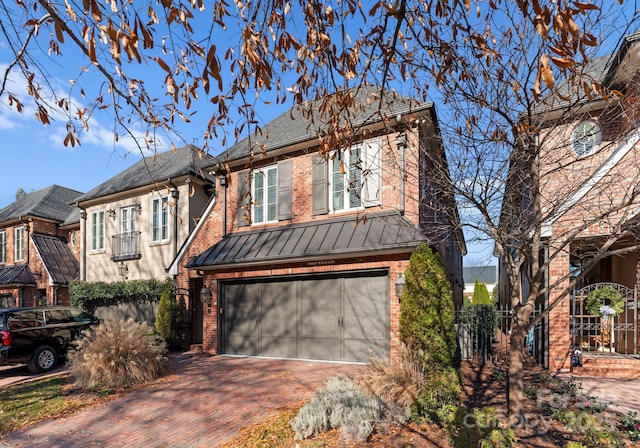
[570,283,638,357]
[455,303,547,367]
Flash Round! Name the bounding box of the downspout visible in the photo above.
[396,131,406,216]
[168,179,179,258]
[79,206,87,281]
[220,175,227,237]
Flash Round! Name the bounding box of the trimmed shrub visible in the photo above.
[291,375,381,442]
[400,243,456,369]
[70,279,168,313]
[68,318,169,389]
[472,280,492,305]
[154,281,181,346]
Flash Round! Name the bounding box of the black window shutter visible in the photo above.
[312,155,329,215]
[277,160,292,220]
[237,170,250,226]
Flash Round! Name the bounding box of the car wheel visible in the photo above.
[27,345,58,373]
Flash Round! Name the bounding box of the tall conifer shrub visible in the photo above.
[399,243,456,369]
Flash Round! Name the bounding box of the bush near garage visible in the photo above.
[67,318,169,390]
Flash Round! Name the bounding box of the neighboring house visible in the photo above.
[463,266,497,300]
[499,34,640,377]
[0,185,82,308]
[73,145,215,283]
[169,87,466,362]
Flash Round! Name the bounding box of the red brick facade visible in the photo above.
[0,218,74,308]
[175,122,464,360]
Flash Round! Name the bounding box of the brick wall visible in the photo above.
[174,123,460,359]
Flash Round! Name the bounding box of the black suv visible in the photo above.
[0,306,98,373]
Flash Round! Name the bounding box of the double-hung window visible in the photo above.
[331,146,363,212]
[252,165,278,224]
[15,227,25,262]
[0,230,5,263]
[91,210,105,251]
[151,197,169,243]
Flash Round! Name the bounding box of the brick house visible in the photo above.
[72,145,215,284]
[499,34,640,377]
[169,87,465,362]
[0,185,82,308]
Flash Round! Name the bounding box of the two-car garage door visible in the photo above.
[221,270,389,362]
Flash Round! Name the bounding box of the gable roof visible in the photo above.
[0,185,83,224]
[210,86,434,165]
[32,233,79,284]
[187,211,427,269]
[74,145,216,204]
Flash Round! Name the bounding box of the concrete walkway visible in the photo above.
[1,353,364,448]
[568,375,640,416]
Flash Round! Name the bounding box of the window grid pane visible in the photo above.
[161,198,169,240]
[332,158,345,210]
[152,199,160,242]
[267,168,277,221]
[0,231,5,263]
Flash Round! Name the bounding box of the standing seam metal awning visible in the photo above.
[187,211,427,269]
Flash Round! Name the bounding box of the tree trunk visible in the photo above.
[507,324,526,418]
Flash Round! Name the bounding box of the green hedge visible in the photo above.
[70,279,172,314]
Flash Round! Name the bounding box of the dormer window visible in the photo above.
[571,120,601,156]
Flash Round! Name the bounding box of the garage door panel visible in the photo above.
[343,276,388,341]
[226,335,260,355]
[300,279,340,339]
[261,282,297,338]
[300,338,341,361]
[225,283,260,355]
[261,336,298,358]
[344,338,388,362]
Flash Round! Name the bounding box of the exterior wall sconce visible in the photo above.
[135,200,142,214]
[117,262,129,279]
[107,208,117,219]
[395,273,406,302]
[200,286,212,306]
[395,131,406,148]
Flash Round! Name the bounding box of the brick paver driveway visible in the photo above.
[1,353,365,448]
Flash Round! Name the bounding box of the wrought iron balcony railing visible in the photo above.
[111,231,141,261]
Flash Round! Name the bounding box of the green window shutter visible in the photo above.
[277,160,292,220]
[237,170,250,227]
[312,155,329,215]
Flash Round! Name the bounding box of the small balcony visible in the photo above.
[111,232,142,261]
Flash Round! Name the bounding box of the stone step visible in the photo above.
[188,344,204,353]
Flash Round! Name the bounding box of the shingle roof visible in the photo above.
[32,233,79,284]
[209,86,432,165]
[534,55,611,114]
[187,211,427,269]
[0,185,83,224]
[463,266,497,285]
[0,265,35,285]
[74,145,216,204]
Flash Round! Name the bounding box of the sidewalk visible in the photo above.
[1,353,365,447]
[568,375,640,416]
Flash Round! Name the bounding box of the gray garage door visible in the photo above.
[222,271,389,362]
